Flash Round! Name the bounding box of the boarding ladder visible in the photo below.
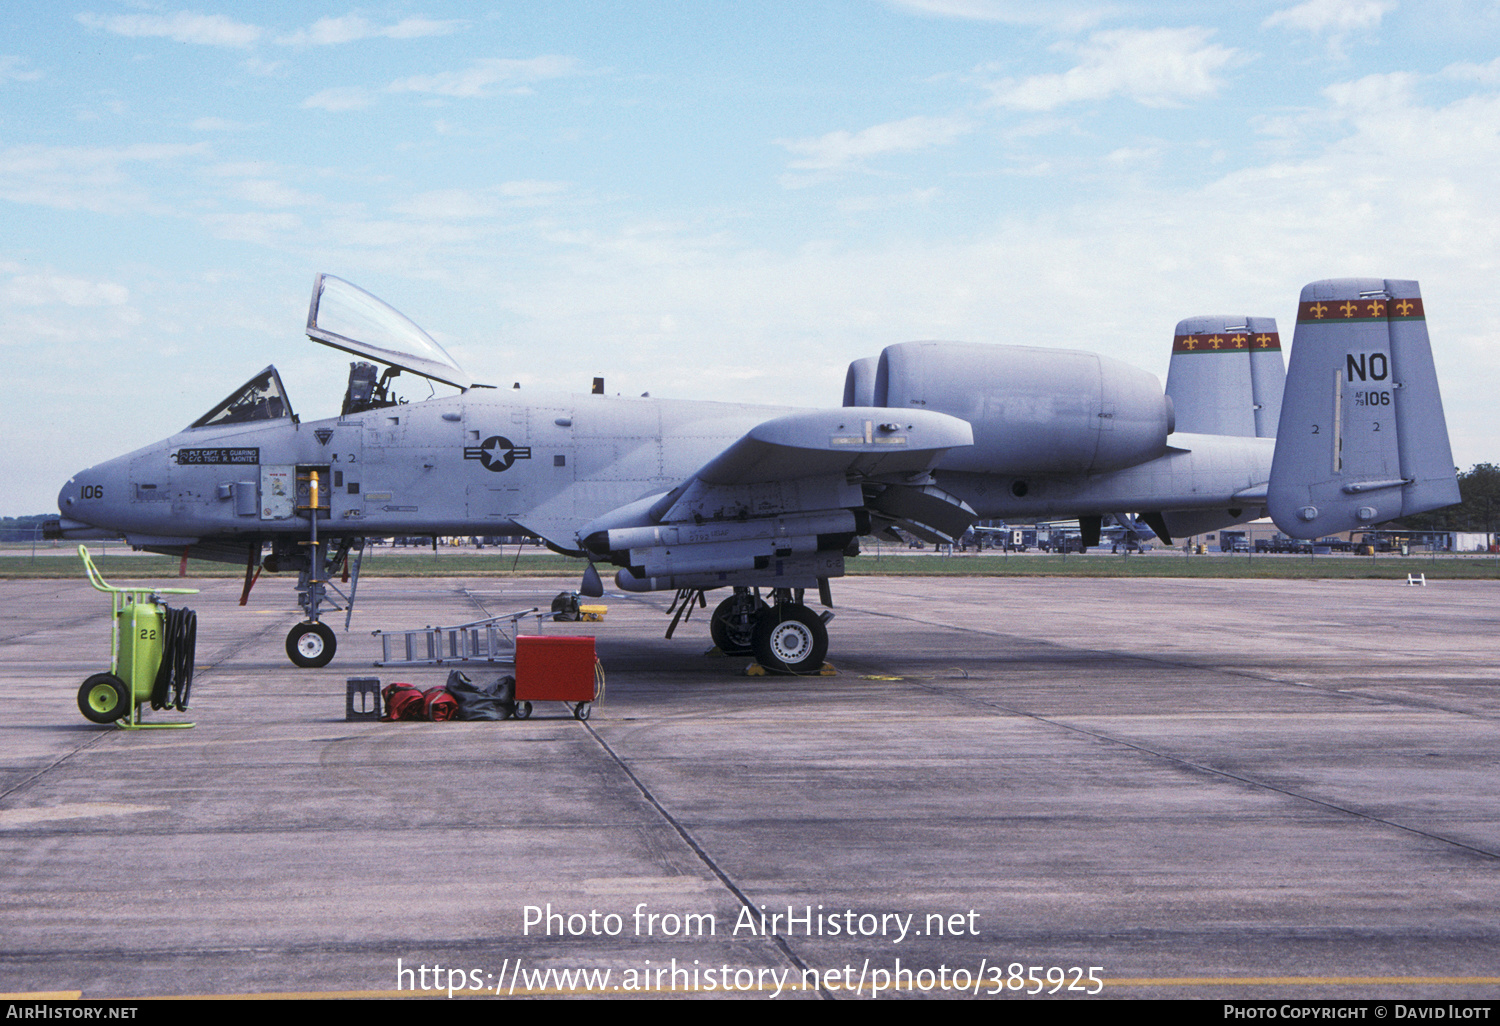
[371,608,546,667]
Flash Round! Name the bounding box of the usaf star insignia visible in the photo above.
[464,435,532,472]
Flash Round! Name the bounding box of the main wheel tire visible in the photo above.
[286,621,336,668]
[751,604,829,675]
[78,673,130,724]
[514,701,533,720]
[710,595,765,656]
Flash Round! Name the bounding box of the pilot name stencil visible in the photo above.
[174,448,260,465]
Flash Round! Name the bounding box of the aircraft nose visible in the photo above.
[58,476,81,516]
[57,456,128,528]
[58,472,98,524]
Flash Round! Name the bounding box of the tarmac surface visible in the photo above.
[2,572,1499,1001]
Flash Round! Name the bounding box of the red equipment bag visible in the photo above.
[422,685,459,722]
[381,683,425,721]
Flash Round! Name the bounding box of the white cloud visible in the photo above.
[985,27,1240,110]
[499,180,568,200]
[1263,0,1394,58]
[882,0,1115,31]
[243,56,285,77]
[75,11,262,48]
[199,210,304,245]
[1322,70,1418,111]
[1263,0,1394,34]
[191,117,252,132]
[778,115,973,172]
[0,273,128,307]
[0,56,42,82]
[1445,57,1500,85]
[392,181,568,219]
[230,179,318,208]
[302,86,374,112]
[277,15,465,47]
[0,142,210,212]
[387,56,581,98]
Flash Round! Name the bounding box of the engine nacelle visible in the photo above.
[874,341,1173,475]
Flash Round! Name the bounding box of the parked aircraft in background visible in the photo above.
[49,274,1459,671]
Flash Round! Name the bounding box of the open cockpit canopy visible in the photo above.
[306,273,472,390]
[190,365,293,429]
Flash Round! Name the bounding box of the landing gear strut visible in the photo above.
[275,468,365,668]
[708,586,831,674]
[710,590,767,656]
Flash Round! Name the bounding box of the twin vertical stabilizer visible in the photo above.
[1165,316,1285,437]
[1267,279,1459,538]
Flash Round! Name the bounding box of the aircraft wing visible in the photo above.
[692,408,972,484]
[575,407,975,592]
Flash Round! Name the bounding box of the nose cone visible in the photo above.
[57,472,90,519]
[56,454,132,530]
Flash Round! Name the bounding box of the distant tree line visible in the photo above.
[1401,464,1500,533]
[0,515,52,543]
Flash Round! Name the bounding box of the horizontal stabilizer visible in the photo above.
[1268,279,1459,538]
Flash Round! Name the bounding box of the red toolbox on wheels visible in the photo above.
[514,636,598,720]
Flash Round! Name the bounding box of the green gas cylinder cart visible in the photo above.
[76,545,198,729]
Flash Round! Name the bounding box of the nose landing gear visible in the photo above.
[276,468,363,668]
[286,620,337,668]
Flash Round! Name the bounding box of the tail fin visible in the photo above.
[1268,279,1459,538]
[1164,316,1285,437]
[843,356,878,407]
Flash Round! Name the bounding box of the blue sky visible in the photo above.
[3,1,1498,515]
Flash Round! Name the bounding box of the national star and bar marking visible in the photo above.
[463,435,532,472]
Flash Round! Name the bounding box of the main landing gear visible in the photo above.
[711,587,831,674]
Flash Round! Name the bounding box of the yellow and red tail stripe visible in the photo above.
[1297,297,1425,322]
[1171,331,1281,354]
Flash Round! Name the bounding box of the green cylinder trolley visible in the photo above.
[76,545,199,729]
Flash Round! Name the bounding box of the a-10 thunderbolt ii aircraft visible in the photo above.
[50,274,1459,671]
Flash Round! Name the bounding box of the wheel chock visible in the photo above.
[743,661,839,677]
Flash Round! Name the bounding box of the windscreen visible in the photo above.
[306,273,470,389]
[190,366,293,429]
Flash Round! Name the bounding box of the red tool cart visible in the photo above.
[513,636,600,720]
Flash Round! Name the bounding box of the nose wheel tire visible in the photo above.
[286,621,337,668]
[78,673,131,724]
[752,604,828,675]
